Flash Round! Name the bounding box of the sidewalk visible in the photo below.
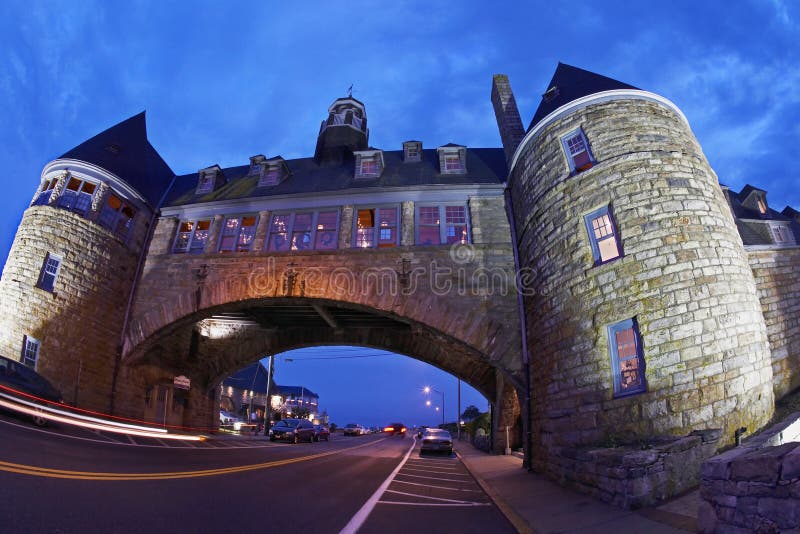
[454,442,699,534]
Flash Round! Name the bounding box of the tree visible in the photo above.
[461,405,481,422]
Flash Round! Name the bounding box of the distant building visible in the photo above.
[272,385,322,423]
[220,361,274,421]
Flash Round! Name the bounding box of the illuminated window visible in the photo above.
[757,198,767,214]
[219,216,257,252]
[355,207,398,248]
[266,211,339,252]
[58,177,96,216]
[584,206,621,265]
[36,253,61,293]
[608,318,646,397]
[22,336,40,369]
[416,205,469,245]
[562,128,594,173]
[172,220,211,254]
[98,194,136,239]
[360,157,378,176]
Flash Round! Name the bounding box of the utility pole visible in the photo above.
[264,355,273,435]
[457,378,461,441]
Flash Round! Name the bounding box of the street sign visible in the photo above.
[174,375,191,390]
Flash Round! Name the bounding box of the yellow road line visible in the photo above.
[0,438,383,481]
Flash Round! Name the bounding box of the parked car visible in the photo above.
[219,410,244,431]
[384,422,407,436]
[0,354,63,426]
[420,428,453,455]
[313,424,330,441]
[268,418,315,443]
[416,425,429,438]
[343,423,363,436]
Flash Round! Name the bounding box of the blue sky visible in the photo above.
[1,2,799,426]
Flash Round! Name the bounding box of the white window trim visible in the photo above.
[218,215,259,253]
[415,204,471,245]
[265,210,340,252]
[561,127,594,173]
[22,335,40,369]
[353,205,400,248]
[36,253,62,293]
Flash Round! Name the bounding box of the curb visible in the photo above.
[455,450,535,534]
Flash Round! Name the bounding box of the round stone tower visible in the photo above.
[496,65,774,470]
[0,112,173,411]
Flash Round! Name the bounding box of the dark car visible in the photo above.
[420,428,453,455]
[268,418,315,443]
[0,355,63,426]
[313,424,330,441]
[384,422,407,436]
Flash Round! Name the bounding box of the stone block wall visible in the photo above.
[748,247,800,399]
[554,429,720,509]
[0,206,140,410]
[509,96,775,474]
[699,413,800,532]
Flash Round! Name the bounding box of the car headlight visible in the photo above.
[233,422,242,431]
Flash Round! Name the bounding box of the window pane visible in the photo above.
[190,220,210,253]
[419,207,440,225]
[446,225,468,244]
[66,178,81,191]
[294,213,312,231]
[316,211,337,230]
[379,208,397,227]
[270,214,289,233]
[315,212,338,250]
[418,226,441,245]
[445,206,466,224]
[174,221,193,253]
[357,209,375,229]
[236,217,257,251]
[268,233,289,251]
[356,228,374,248]
[445,154,462,171]
[566,133,586,155]
[598,236,620,262]
[592,215,613,239]
[361,158,377,175]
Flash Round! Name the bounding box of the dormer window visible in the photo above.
[259,165,282,187]
[562,128,594,173]
[403,141,422,163]
[437,145,466,174]
[354,150,384,179]
[757,198,767,214]
[196,165,224,195]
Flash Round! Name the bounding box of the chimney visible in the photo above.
[491,74,525,166]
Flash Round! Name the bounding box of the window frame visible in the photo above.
[353,205,400,248]
[172,219,212,254]
[561,127,595,173]
[415,204,471,246]
[583,205,622,266]
[36,253,62,293]
[58,177,97,216]
[98,193,137,239]
[608,318,646,397]
[22,335,40,369]
[196,173,215,194]
[258,165,283,187]
[265,210,340,252]
[770,223,792,244]
[218,215,259,253]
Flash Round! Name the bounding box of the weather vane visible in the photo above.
[347,84,353,97]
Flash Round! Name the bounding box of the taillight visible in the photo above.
[384,427,393,432]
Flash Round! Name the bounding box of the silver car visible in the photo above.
[420,428,453,455]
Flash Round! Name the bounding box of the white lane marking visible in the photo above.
[339,438,417,534]
[378,501,491,507]
[401,467,470,476]
[383,489,487,504]
[391,480,482,492]
[394,472,472,483]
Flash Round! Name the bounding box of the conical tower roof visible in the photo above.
[59,112,175,206]
[528,63,638,131]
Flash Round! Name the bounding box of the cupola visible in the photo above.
[314,96,369,166]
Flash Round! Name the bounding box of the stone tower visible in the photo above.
[313,96,369,165]
[0,112,174,410]
[495,64,775,472]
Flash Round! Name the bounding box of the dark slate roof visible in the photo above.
[222,362,274,394]
[726,186,786,221]
[276,385,319,398]
[528,63,639,131]
[164,148,507,206]
[59,112,175,206]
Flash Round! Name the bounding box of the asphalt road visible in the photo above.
[0,414,515,533]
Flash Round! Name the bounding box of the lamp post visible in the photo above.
[424,386,445,427]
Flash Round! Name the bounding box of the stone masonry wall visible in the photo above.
[509,97,775,478]
[0,206,141,409]
[748,247,800,399]
[699,413,800,532]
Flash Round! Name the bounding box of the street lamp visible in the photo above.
[424,386,445,427]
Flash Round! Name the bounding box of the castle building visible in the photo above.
[0,63,798,503]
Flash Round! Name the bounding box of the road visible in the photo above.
[0,413,515,533]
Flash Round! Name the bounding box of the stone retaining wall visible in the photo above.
[699,413,800,532]
[549,429,721,509]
